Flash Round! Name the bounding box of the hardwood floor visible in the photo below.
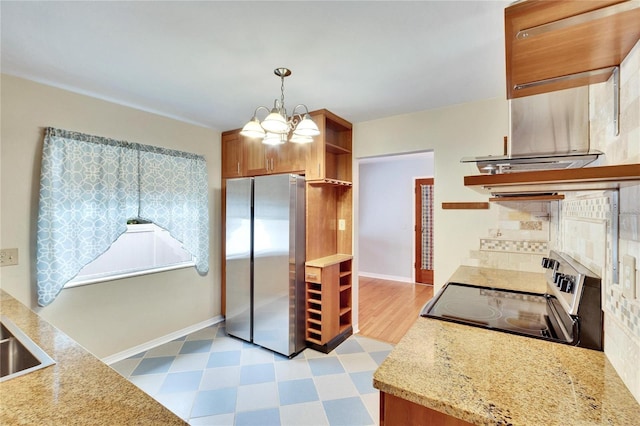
[357,276,434,344]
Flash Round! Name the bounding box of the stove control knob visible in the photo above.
[554,272,564,285]
[542,258,558,269]
[559,276,574,293]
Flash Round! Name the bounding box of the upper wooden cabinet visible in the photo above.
[222,129,308,177]
[505,0,640,98]
[306,109,353,184]
[221,130,244,178]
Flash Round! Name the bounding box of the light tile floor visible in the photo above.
[110,323,394,425]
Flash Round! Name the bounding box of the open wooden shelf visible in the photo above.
[489,194,564,202]
[442,202,490,210]
[465,164,640,195]
[307,178,352,187]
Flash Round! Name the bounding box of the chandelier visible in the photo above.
[240,67,320,145]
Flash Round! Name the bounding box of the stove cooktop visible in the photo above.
[423,283,552,337]
[421,252,603,350]
[420,282,575,343]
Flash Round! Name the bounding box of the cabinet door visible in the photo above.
[221,132,244,178]
[505,0,640,98]
[272,142,308,174]
[244,138,269,176]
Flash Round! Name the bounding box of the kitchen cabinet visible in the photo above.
[221,130,244,178]
[306,109,353,184]
[505,0,640,98]
[379,392,473,426]
[303,110,353,352]
[305,182,353,353]
[222,129,308,177]
[244,135,308,176]
[305,255,352,353]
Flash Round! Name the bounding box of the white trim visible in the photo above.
[65,262,196,288]
[358,271,414,283]
[102,315,224,365]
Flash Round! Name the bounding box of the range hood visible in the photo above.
[461,86,602,174]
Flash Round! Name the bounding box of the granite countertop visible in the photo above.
[0,290,186,425]
[373,266,640,426]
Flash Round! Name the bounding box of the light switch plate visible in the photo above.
[0,248,19,267]
[622,255,636,300]
[338,219,346,231]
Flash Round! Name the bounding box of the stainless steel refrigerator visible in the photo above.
[225,173,306,357]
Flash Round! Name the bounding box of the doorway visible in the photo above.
[357,152,434,282]
[415,178,434,284]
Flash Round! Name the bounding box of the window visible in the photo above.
[65,222,195,287]
[36,127,209,306]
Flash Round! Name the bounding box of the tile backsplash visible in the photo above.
[588,38,640,403]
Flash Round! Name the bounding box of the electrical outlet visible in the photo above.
[0,248,19,267]
[622,255,636,300]
[338,219,346,231]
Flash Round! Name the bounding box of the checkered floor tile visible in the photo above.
[110,323,393,425]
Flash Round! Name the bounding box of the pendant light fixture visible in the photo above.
[241,68,320,144]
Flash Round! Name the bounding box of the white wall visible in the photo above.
[358,153,433,281]
[0,74,221,359]
[353,97,509,291]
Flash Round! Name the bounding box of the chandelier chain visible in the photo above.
[280,75,286,116]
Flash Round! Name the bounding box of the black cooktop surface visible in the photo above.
[421,282,552,338]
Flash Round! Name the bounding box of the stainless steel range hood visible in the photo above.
[462,86,602,174]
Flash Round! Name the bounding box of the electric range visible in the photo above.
[420,250,603,350]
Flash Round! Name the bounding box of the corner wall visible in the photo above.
[0,74,221,359]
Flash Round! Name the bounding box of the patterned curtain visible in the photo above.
[36,128,209,306]
[421,183,434,271]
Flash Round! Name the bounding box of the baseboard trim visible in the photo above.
[102,315,224,365]
[358,271,413,283]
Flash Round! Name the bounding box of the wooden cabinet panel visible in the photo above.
[307,109,353,183]
[380,392,474,426]
[305,255,352,348]
[272,142,308,174]
[244,138,269,176]
[221,131,244,178]
[243,137,308,175]
[505,0,640,98]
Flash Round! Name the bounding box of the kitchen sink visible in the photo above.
[0,315,55,382]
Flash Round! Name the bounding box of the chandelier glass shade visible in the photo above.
[241,68,320,144]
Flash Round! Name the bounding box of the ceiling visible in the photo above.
[1,1,510,132]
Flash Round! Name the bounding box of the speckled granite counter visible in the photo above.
[373,266,640,426]
[0,290,186,425]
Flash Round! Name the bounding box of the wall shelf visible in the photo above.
[489,194,565,202]
[307,178,353,187]
[465,164,640,195]
[442,202,490,210]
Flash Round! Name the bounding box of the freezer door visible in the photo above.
[225,177,253,342]
[253,174,305,356]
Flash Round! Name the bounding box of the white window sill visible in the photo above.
[65,261,195,289]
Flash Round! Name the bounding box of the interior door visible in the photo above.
[415,178,434,284]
